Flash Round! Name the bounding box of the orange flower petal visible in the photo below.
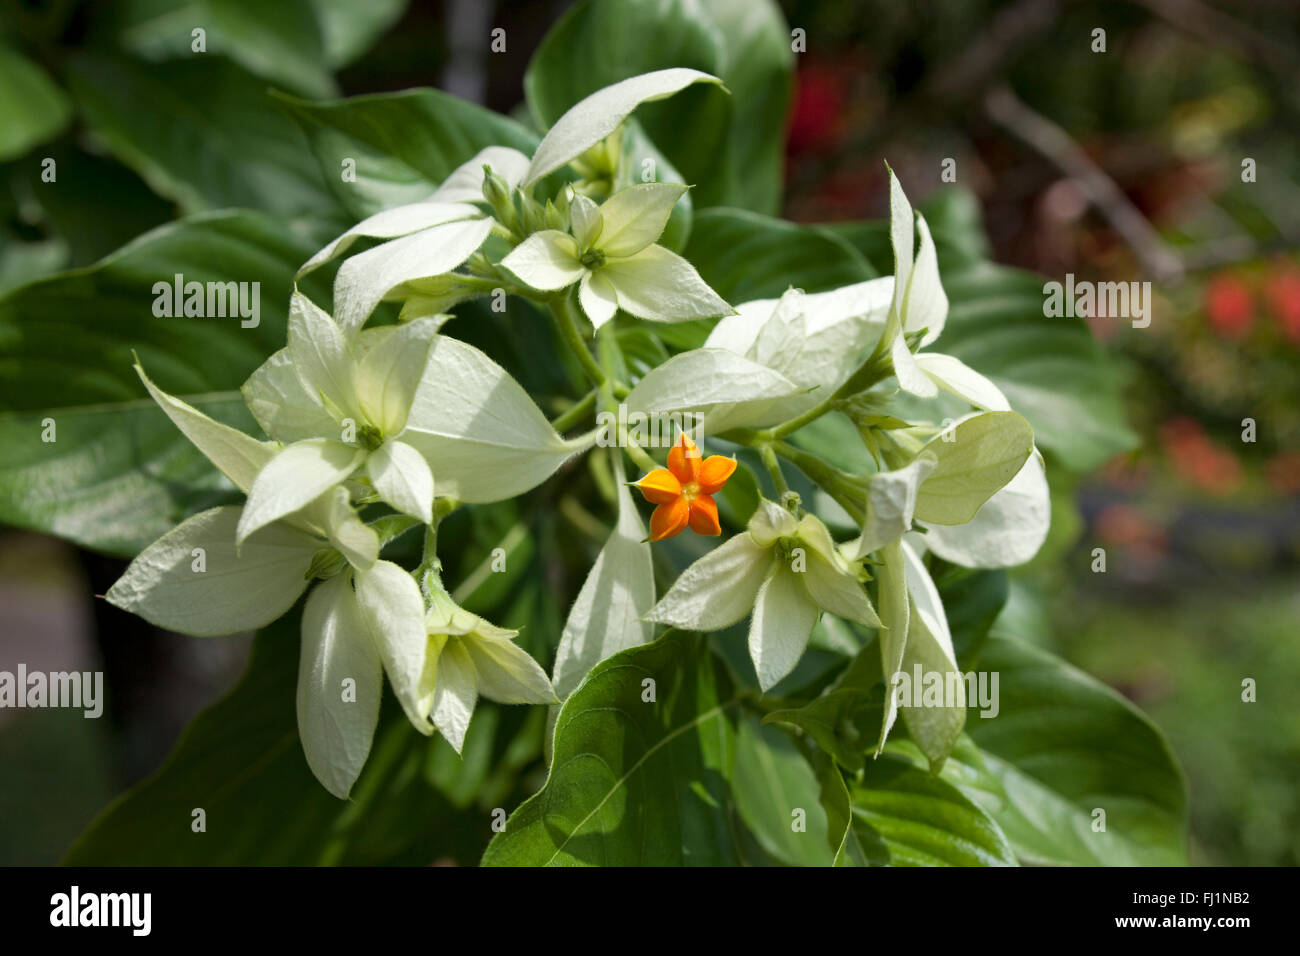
[650,497,690,542]
[634,467,682,505]
[687,495,721,536]
[667,432,701,484]
[696,455,737,495]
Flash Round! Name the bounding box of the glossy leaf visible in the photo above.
[481,631,744,866]
[0,211,316,556]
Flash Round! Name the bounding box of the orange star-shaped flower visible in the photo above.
[634,433,737,542]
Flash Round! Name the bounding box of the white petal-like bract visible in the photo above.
[646,532,772,631]
[553,462,655,699]
[403,336,594,502]
[297,573,382,798]
[749,565,818,691]
[333,217,493,333]
[524,69,722,186]
[106,506,316,636]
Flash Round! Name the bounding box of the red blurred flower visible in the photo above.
[1203,274,1254,340]
[786,65,845,158]
[1096,503,1167,553]
[1264,267,1300,344]
[1159,416,1243,496]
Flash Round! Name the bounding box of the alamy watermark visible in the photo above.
[891,665,1000,718]
[1043,273,1151,328]
[595,404,704,448]
[152,273,260,328]
[0,665,103,718]
[50,886,150,936]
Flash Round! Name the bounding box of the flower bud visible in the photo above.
[482,164,521,235]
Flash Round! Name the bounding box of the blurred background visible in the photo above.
[1,0,1297,865]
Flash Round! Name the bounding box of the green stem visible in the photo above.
[832,349,893,402]
[622,439,657,475]
[413,498,460,604]
[549,291,606,389]
[769,394,837,440]
[550,389,597,432]
[760,444,789,495]
[774,441,866,524]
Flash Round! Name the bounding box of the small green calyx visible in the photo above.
[580,249,606,269]
[305,548,347,581]
[358,424,384,451]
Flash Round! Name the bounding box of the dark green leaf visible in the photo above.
[0,211,317,556]
[686,208,876,305]
[276,87,539,220]
[845,754,1017,866]
[960,637,1189,865]
[732,715,832,865]
[64,611,527,865]
[66,53,338,222]
[0,46,71,161]
[118,0,336,98]
[481,631,744,866]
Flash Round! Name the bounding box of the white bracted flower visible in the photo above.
[499,182,732,327]
[240,292,597,539]
[236,292,444,543]
[411,582,559,753]
[104,364,437,798]
[647,499,881,691]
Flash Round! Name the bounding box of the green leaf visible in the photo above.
[0,211,317,556]
[764,641,885,773]
[913,410,1035,525]
[276,87,539,220]
[18,146,175,268]
[958,637,1189,865]
[524,0,730,204]
[308,0,407,67]
[691,0,793,213]
[932,564,1008,664]
[814,752,876,865]
[844,754,1017,866]
[118,0,337,98]
[481,631,744,866]
[732,716,832,865]
[686,208,876,304]
[66,53,337,222]
[64,612,526,865]
[0,46,72,161]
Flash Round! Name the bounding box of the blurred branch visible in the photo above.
[983,84,1186,282]
[922,0,1065,103]
[1130,0,1300,98]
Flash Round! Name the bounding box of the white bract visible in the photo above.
[879,167,1011,411]
[500,182,732,327]
[647,500,881,691]
[552,457,655,700]
[618,279,900,435]
[413,583,559,753]
[239,292,442,537]
[523,68,723,187]
[298,146,530,332]
[105,363,442,798]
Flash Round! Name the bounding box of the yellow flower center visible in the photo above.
[682,481,700,500]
